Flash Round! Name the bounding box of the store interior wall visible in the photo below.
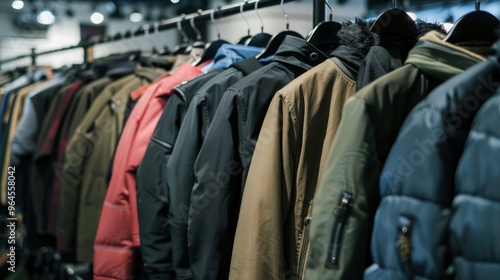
[0,0,368,70]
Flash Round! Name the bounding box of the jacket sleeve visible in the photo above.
[164,95,205,279]
[188,90,239,280]
[306,97,379,280]
[59,130,90,250]
[137,95,186,280]
[10,99,38,165]
[228,95,296,280]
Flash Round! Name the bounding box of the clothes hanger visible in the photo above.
[255,0,303,59]
[305,0,341,50]
[245,0,272,47]
[142,24,158,55]
[369,0,418,36]
[444,1,499,44]
[190,15,207,49]
[237,1,253,45]
[192,9,230,66]
[172,15,191,55]
[153,22,171,55]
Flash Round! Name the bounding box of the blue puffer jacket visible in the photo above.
[365,39,500,280]
[450,89,500,279]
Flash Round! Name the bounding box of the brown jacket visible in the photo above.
[229,56,357,280]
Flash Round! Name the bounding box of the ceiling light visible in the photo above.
[129,12,144,23]
[91,12,104,24]
[171,0,180,3]
[36,9,56,25]
[12,0,24,10]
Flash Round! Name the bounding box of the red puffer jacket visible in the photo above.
[94,63,206,280]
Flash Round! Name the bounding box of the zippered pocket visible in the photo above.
[395,216,413,280]
[297,216,312,278]
[150,136,173,152]
[325,192,353,269]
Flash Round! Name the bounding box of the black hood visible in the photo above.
[331,18,377,78]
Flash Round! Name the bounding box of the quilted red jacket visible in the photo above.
[94,63,207,280]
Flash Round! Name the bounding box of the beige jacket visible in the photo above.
[230,58,357,280]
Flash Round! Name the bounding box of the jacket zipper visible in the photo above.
[326,192,353,269]
[297,216,312,279]
[395,216,413,280]
[109,101,120,142]
[150,136,173,152]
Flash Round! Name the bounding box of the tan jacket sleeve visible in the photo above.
[229,93,297,280]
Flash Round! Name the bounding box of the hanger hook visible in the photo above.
[240,1,251,36]
[211,8,222,40]
[190,13,202,41]
[475,0,480,11]
[143,24,151,50]
[177,14,189,43]
[255,0,264,33]
[325,0,333,21]
[281,0,290,30]
[153,22,165,50]
[392,0,397,9]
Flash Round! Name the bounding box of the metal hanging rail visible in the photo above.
[0,0,304,67]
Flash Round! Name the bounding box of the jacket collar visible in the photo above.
[273,36,329,71]
[208,44,264,70]
[405,31,488,81]
[134,66,164,82]
[330,45,363,80]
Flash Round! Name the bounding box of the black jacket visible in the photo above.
[357,21,446,90]
[451,89,500,280]
[366,39,499,279]
[187,36,333,280]
[164,58,264,280]
[136,69,224,280]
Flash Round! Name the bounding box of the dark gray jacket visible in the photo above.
[136,69,224,280]
[163,58,264,280]
[188,36,332,280]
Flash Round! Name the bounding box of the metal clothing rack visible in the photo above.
[0,0,328,68]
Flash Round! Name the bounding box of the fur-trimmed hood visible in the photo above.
[331,18,377,78]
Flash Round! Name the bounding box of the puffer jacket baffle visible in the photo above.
[366,38,500,280]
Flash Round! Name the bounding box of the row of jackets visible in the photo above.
[2,17,498,280]
[91,19,446,280]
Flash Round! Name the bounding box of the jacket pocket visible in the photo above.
[150,136,173,152]
[325,191,353,269]
[395,215,413,280]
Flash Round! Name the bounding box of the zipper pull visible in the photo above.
[395,216,413,280]
[109,101,117,113]
[325,192,353,269]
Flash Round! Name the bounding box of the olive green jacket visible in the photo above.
[305,31,488,280]
[59,67,162,262]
